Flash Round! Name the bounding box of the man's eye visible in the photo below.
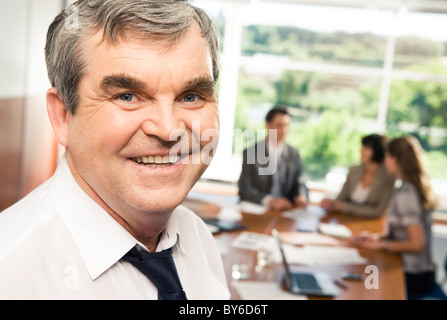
[118,93,134,102]
[184,94,199,102]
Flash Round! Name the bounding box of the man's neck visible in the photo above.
[65,153,171,252]
[108,208,171,252]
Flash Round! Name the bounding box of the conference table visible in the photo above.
[204,204,406,300]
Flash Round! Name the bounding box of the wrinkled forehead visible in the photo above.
[77,21,215,93]
[80,20,211,70]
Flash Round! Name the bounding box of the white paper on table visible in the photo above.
[318,222,353,239]
[272,243,314,265]
[217,206,243,221]
[282,205,326,232]
[272,243,367,266]
[232,232,314,265]
[282,205,326,219]
[231,231,276,251]
[279,231,341,246]
[303,245,368,266]
[231,281,307,300]
[236,201,268,215]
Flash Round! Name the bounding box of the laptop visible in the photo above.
[271,229,339,297]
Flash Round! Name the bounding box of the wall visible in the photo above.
[0,0,62,211]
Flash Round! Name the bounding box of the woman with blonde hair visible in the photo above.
[353,135,439,298]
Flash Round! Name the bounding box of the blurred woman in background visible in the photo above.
[320,134,395,218]
[353,135,439,297]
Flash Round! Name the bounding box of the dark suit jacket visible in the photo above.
[238,139,304,204]
[337,164,396,218]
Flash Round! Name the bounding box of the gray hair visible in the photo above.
[45,0,220,114]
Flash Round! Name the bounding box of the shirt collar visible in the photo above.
[265,138,285,156]
[48,155,184,280]
[155,214,186,255]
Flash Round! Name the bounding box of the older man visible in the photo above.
[0,0,229,299]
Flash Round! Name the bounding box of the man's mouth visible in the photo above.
[131,154,184,167]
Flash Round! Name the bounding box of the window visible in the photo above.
[195,1,447,209]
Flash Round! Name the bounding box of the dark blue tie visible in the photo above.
[122,246,187,300]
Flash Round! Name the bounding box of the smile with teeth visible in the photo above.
[132,155,183,167]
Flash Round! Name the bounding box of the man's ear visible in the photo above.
[46,87,70,147]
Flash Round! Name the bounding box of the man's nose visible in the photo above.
[140,102,186,141]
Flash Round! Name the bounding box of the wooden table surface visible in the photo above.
[212,208,406,300]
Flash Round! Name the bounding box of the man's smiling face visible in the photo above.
[61,21,219,221]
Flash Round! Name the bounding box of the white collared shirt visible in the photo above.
[0,157,230,300]
[351,181,371,204]
[262,141,285,206]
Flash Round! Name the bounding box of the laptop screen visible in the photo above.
[271,229,295,287]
